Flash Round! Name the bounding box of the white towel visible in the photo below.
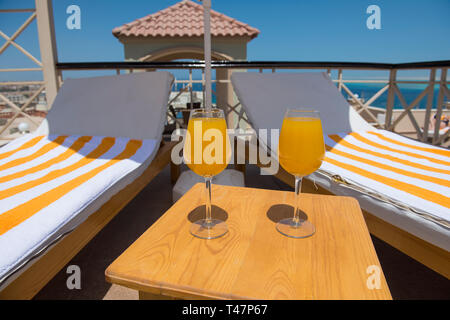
[321,130,450,223]
[0,134,157,280]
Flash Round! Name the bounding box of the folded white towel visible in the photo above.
[0,134,157,280]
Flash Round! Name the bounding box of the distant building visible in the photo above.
[112,0,259,62]
[112,0,260,127]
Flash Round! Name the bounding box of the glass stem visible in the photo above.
[205,176,213,224]
[293,176,302,226]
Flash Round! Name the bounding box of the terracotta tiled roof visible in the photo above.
[112,0,259,40]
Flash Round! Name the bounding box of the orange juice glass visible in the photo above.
[184,108,231,239]
[277,109,325,238]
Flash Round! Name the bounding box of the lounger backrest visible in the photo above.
[231,72,373,135]
[37,71,174,141]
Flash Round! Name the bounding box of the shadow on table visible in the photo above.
[187,205,229,223]
[266,204,308,223]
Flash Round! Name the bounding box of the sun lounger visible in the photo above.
[0,72,176,299]
[231,72,450,278]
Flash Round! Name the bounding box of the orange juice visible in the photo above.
[184,117,230,177]
[279,117,325,176]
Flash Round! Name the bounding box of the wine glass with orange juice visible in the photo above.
[277,109,325,238]
[184,108,231,239]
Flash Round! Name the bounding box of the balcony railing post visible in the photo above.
[201,69,205,108]
[385,69,397,130]
[337,69,343,92]
[35,0,59,107]
[216,68,236,127]
[189,68,193,105]
[56,69,63,88]
[433,68,447,144]
[421,68,436,142]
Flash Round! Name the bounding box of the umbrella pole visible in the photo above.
[203,0,212,110]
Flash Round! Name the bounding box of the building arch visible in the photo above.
[139,46,234,62]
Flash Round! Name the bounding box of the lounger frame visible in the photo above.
[229,71,449,280]
[235,139,450,279]
[0,141,180,300]
[273,166,450,279]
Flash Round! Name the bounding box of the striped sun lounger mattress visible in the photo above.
[0,134,158,287]
[311,129,449,251]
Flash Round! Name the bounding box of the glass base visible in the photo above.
[276,218,315,239]
[190,219,228,239]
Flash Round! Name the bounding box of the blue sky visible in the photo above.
[1,0,449,81]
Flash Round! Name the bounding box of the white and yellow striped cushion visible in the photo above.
[321,130,450,223]
[0,134,157,280]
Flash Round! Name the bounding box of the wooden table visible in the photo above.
[105,184,392,300]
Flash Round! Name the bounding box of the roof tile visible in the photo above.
[112,0,259,40]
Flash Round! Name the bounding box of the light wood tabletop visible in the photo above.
[105,183,392,300]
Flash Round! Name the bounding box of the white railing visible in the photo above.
[0,8,47,143]
[2,58,449,146]
[163,64,449,146]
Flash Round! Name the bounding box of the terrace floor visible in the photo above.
[33,165,450,300]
